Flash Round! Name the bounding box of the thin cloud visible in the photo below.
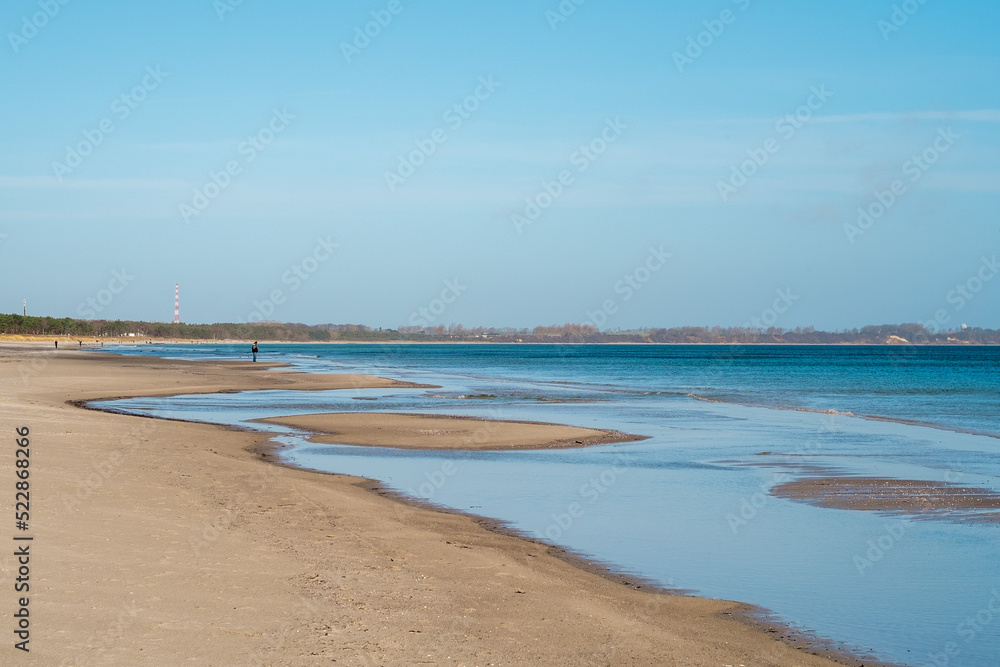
[135,141,235,152]
[0,176,185,190]
[812,110,1000,124]
[698,109,1000,125]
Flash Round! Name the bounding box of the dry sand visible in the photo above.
[256,413,643,451]
[0,346,863,666]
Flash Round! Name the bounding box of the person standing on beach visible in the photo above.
[252,341,258,362]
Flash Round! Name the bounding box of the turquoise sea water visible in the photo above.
[96,344,1000,666]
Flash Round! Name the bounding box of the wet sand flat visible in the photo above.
[0,345,854,666]
[773,476,1000,523]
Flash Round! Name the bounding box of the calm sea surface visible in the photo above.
[97,344,1000,666]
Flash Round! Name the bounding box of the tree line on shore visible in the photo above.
[2,314,999,344]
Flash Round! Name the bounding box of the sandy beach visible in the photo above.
[0,345,860,666]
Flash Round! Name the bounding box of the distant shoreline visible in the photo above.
[1,335,996,347]
[3,312,998,346]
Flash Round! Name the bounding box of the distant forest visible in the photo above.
[1,314,999,345]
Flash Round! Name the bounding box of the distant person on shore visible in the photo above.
[252,342,259,362]
[54,341,58,349]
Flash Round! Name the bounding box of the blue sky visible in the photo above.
[1,0,998,330]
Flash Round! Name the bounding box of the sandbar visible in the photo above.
[256,412,643,450]
[773,476,1000,523]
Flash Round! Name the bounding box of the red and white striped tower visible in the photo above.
[173,284,180,324]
